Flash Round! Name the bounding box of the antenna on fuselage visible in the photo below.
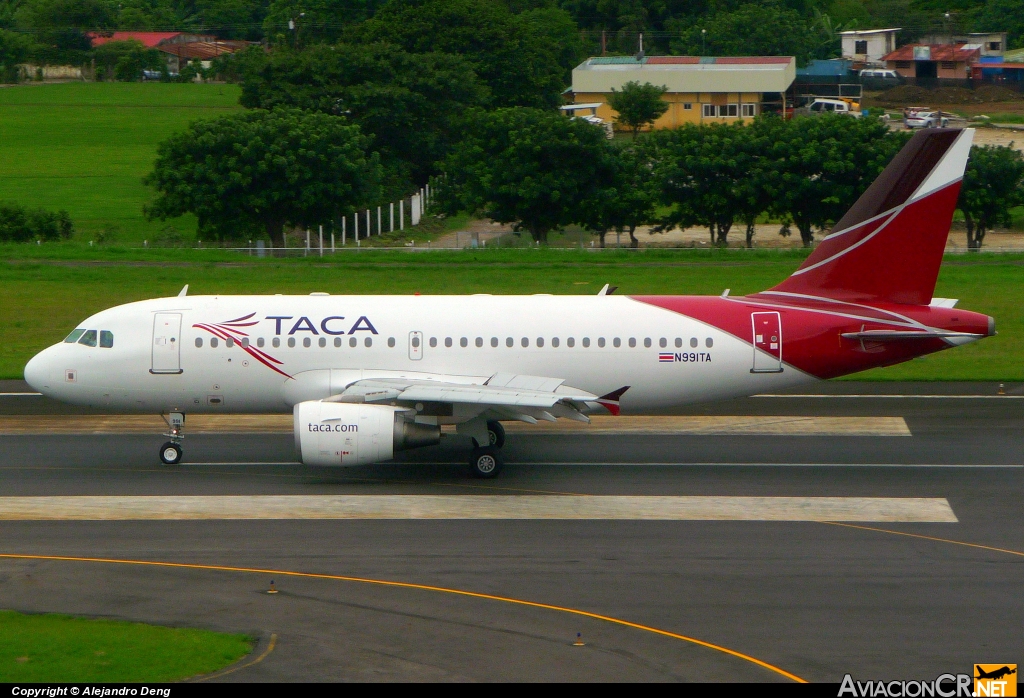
[177,284,189,297]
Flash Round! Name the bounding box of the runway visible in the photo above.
[0,381,1022,681]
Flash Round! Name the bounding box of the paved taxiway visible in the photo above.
[0,381,1021,681]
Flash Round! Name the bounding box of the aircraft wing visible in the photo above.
[328,373,601,424]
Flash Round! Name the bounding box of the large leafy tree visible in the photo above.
[237,42,487,189]
[668,2,816,65]
[975,0,1024,49]
[357,0,583,108]
[0,27,34,81]
[579,141,659,247]
[439,107,617,243]
[763,114,907,247]
[606,81,668,139]
[959,145,1024,250]
[144,108,381,245]
[263,0,375,45]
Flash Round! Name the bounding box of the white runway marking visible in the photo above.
[755,394,1023,399]
[0,495,958,522]
[0,392,41,396]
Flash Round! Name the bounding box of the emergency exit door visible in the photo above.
[751,312,783,373]
[409,331,423,360]
[151,312,183,374]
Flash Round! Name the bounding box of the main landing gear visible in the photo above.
[159,412,184,465]
[469,420,506,478]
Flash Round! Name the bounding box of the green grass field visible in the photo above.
[0,610,252,682]
[1,249,1020,380]
[0,82,242,244]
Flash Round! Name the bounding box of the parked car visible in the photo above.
[800,98,862,117]
[859,69,901,81]
[904,109,949,129]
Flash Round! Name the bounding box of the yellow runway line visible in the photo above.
[822,522,1024,558]
[0,414,910,436]
[0,552,806,683]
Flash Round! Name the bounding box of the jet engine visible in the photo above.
[294,400,441,466]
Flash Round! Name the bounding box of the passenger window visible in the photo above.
[335,337,342,347]
[567,337,575,348]
[445,337,452,347]
[506,337,513,347]
[521,337,529,348]
[613,338,621,348]
[552,337,559,348]
[537,337,544,348]
[78,330,97,347]
[257,337,265,348]
[195,337,203,348]
[490,337,498,347]
[272,337,280,348]
[365,337,372,347]
[429,337,437,348]
[211,337,219,348]
[349,337,357,347]
[388,337,396,348]
[475,337,483,348]
[318,337,326,348]
[303,337,311,348]
[460,337,468,347]
[411,336,420,348]
[706,337,714,348]
[288,337,296,348]
[226,337,235,348]
[583,337,590,347]
[242,338,250,348]
[690,337,698,348]
[675,338,682,348]
[65,329,86,343]
[598,337,606,348]
[628,338,636,348]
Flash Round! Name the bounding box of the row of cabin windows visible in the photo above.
[196,335,714,350]
[65,329,114,348]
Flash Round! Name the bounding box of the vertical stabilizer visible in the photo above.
[768,128,974,306]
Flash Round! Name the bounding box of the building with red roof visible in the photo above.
[88,32,216,49]
[882,44,981,80]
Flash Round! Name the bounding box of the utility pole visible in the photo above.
[601,30,606,56]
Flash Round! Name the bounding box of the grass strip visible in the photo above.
[0,609,252,682]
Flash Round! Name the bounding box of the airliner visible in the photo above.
[24,129,994,477]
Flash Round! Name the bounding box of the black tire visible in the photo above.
[486,420,506,449]
[469,446,502,479]
[159,441,182,465]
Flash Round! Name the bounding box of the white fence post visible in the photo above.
[354,212,358,241]
[377,206,381,236]
[390,202,394,232]
[330,226,335,253]
[342,216,346,245]
[400,200,404,230]
[411,194,421,225]
[318,225,323,257]
[305,228,310,253]
[366,209,370,236]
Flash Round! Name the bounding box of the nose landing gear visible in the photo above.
[159,412,185,465]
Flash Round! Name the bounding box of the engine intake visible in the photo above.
[294,400,440,466]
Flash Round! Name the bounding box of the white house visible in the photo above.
[840,29,901,65]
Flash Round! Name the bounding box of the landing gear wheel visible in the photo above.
[486,420,506,449]
[469,446,502,479]
[159,441,182,465]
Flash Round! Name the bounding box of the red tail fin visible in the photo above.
[768,128,974,306]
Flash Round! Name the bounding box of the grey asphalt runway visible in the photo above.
[0,381,1022,682]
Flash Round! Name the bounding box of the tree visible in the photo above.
[958,144,1024,250]
[668,2,816,65]
[0,28,35,82]
[606,81,668,139]
[763,114,906,247]
[263,0,374,46]
[976,0,1024,49]
[357,0,583,108]
[0,202,73,242]
[734,117,781,247]
[650,121,751,246]
[579,141,658,247]
[144,108,381,245]
[439,108,617,243]
[92,39,161,81]
[237,42,487,190]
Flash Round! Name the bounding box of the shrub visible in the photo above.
[0,202,74,242]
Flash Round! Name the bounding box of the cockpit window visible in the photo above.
[100,330,114,348]
[78,330,97,347]
[64,329,86,343]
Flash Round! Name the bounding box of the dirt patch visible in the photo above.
[871,84,1024,108]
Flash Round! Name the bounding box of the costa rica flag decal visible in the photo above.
[659,353,675,362]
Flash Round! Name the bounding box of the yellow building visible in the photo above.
[569,55,796,130]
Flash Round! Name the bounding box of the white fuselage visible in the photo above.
[25,294,815,415]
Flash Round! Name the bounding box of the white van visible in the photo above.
[805,98,861,116]
[859,69,900,80]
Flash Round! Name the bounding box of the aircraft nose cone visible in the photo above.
[24,349,53,394]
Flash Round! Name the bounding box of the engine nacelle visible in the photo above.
[293,400,441,466]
